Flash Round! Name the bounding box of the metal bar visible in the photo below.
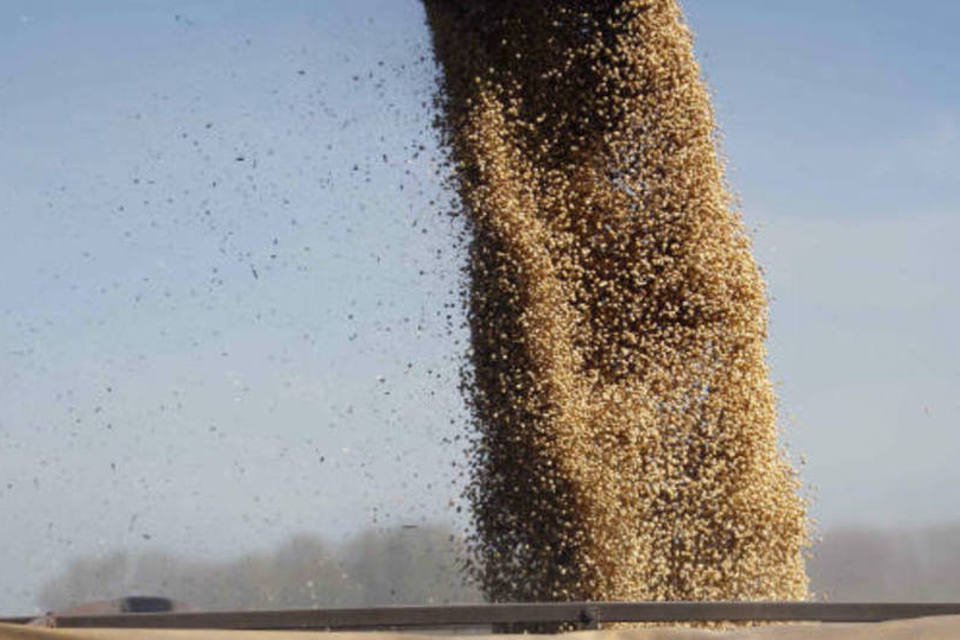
[3,602,960,630]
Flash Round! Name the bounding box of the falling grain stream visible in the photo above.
[423,0,809,606]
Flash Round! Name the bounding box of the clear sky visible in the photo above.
[1,0,958,613]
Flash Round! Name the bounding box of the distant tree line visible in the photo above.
[38,522,960,612]
[37,524,481,612]
[808,522,960,601]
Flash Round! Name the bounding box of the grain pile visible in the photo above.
[422,0,809,604]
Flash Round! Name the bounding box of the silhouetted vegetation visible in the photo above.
[808,523,960,601]
[38,522,960,612]
[38,524,481,612]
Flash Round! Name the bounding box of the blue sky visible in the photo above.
[1,0,958,613]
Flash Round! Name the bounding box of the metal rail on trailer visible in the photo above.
[4,601,960,631]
